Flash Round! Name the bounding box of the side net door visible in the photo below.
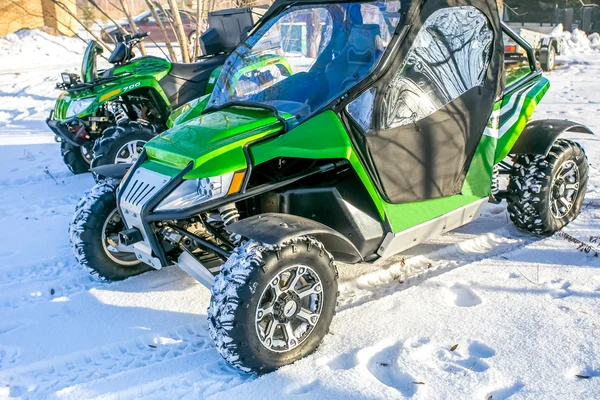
[347,2,504,204]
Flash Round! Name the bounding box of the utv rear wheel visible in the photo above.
[208,237,338,373]
[61,141,91,174]
[507,139,588,235]
[91,121,154,181]
[69,180,152,280]
[540,46,556,72]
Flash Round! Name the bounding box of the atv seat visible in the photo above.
[168,62,218,83]
[159,54,228,109]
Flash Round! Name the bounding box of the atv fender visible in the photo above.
[90,163,132,180]
[227,213,363,263]
[510,119,594,156]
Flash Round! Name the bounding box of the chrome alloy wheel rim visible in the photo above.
[81,145,92,164]
[255,265,323,353]
[550,160,580,218]
[101,209,140,266]
[114,140,146,164]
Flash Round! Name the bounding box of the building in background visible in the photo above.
[0,0,78,36]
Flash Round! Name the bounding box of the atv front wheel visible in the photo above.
[69,180,152,280]
[61,141,92,174]
[208,237,338,373]
[507,139,588,235]
[91,121,154,181]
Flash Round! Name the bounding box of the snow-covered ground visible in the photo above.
[0,30,599,399]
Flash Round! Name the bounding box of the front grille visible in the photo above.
[123,179,158,207]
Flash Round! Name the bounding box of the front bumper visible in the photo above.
[116,152,194,269]
[46,110,84,147]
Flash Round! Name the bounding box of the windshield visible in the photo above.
[208,1,401,126]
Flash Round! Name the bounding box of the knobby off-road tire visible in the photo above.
[69,179,152,280]
[208,237,339,373]
[91,121,155,182]
[61,141,91,175]
[507,139,588,235]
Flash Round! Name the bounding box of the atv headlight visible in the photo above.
[155,172,243,212]
[66,97,95,118]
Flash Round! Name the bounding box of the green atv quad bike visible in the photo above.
[70,0,592,373]
[47,7,267,176]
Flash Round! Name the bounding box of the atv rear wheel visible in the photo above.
[208,237,338,373]
[507,139,588,235]
[61,141,92,175]
[69,180,152,280]
[91,121,154,181]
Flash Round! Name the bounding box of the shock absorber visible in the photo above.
[219,204,240,245]
[219,204,240,227]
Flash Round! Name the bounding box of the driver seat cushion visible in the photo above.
[325,24,382,96]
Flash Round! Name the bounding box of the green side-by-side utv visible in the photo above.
[70,0,593,373]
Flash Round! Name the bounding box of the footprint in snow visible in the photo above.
[548,279,572,299]
[480,381,525,400]
[445,282,482,307]
[436,340,495,374]
[360,341,419,397]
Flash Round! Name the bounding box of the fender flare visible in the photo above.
[226,213,363,263]
[510,119,594,156]
[90,163,132,180]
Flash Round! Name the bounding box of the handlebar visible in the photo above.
[115,31,150,44]
[132,32,150,40]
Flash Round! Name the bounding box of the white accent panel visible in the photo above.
[120,167,171,270]
[377,199,489,258]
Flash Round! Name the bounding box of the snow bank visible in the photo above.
[0,29,86,68]
[550,24,600,55]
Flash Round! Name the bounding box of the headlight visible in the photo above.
[155,172,245,212]
[66,97,95,118]
[61,72,80,85]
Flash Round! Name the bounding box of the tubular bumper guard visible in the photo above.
[46,110,84,147]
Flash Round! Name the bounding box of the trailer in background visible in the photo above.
[504,23,562,72]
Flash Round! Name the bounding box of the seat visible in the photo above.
[168,60,220,83]
[158,54,228,109]
[324,24,382,96]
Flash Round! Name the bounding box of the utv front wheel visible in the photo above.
[208,237,338,373]
[91,121,154,181]
[69,180,152,280]
[507,139,588,235]
[61,141,92,174]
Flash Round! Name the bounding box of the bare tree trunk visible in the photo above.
[193,0,203,58]
[118,0,147,56]
[166,0,191,63]
[306,11,322,58]
[51,0,112,50]
[88,0,127,36]
[144,0,178,62]
[152,1,180,53]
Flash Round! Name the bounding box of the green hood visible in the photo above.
[145,107,283,179]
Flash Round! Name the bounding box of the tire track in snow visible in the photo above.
[0,321,212,399]
[0,259,100,311]
[0,256,80,288]
[0,193,81,220]
[0,170,74,190]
